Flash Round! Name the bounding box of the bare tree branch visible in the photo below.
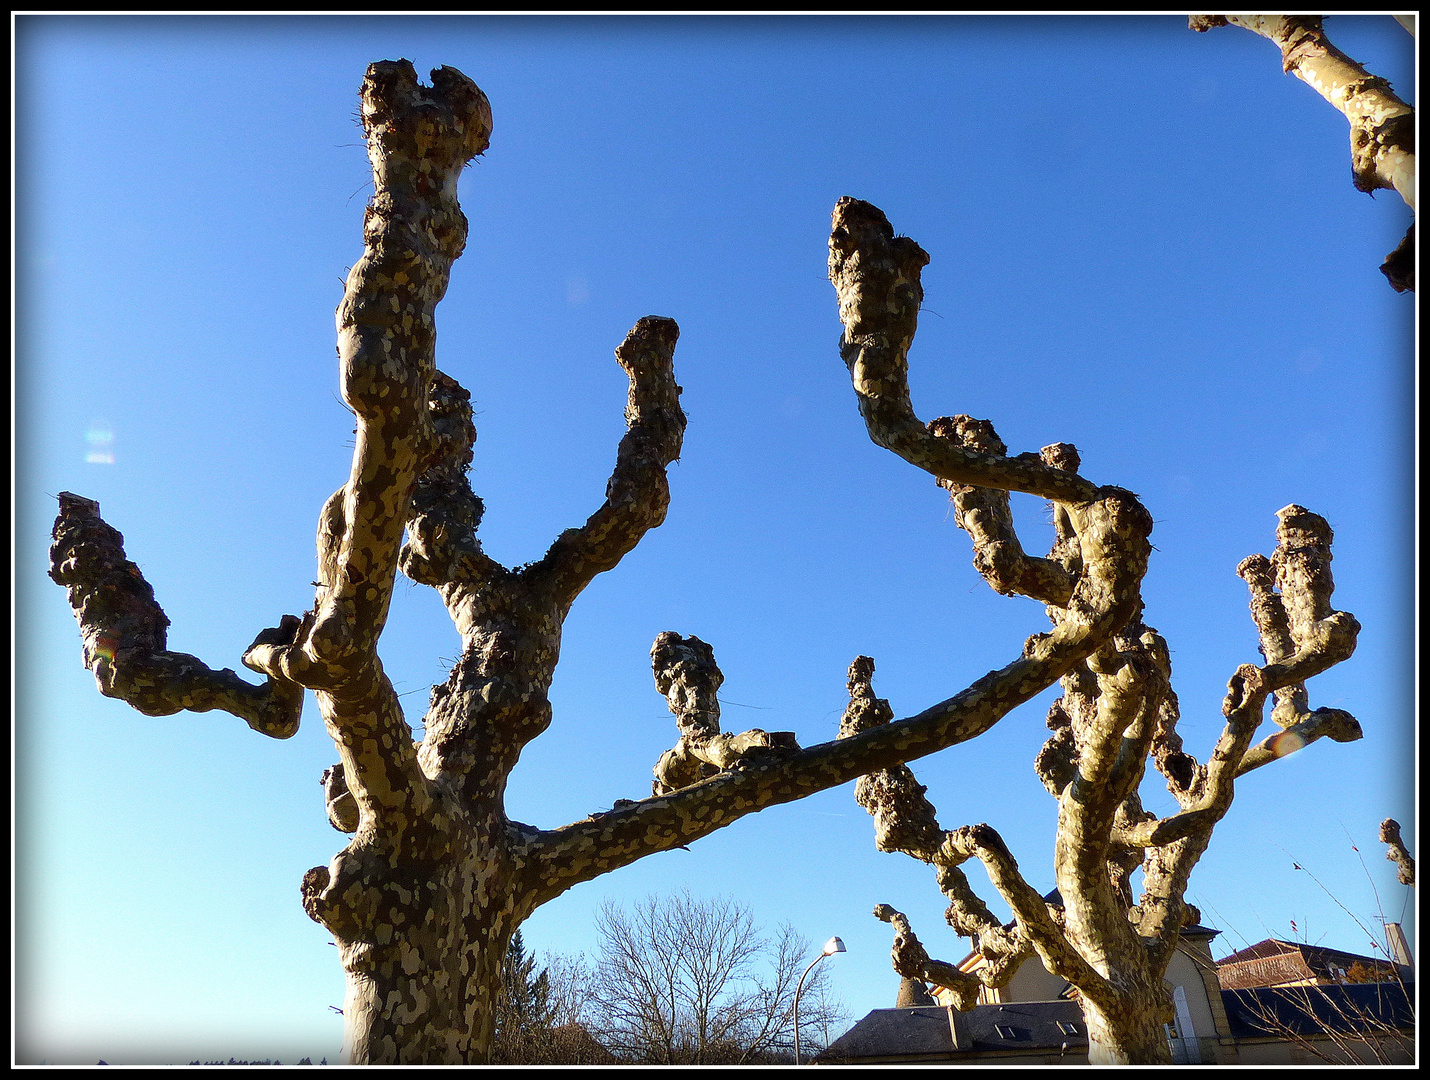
[244,60,492,694]
[520,593,1153,906]
[398,369,508,595]
[527,317,687,615]
[1380,818,1415,886]
[839,658,1054,995]
[648,633,799,796]
[48,492,304,738]
[929,416,1077,605]
[873,905,984,1010]
[1191,14,1415,291]
[1135,506,1360,969]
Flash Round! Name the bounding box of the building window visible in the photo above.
[1057,1021,1080,1036]
[993,1024,1018,1040]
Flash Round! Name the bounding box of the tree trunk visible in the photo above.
[1081,994,1174,1066]
[303,803,527,1063]
[331,887,513,1064]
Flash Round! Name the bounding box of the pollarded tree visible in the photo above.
[48,60,1168,1066]
[826,197,1362,1065]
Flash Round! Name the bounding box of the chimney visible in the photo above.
[1385,922,1414,977]
[896,976,936,1008]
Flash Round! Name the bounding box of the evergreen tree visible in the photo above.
[493,930,557,1059]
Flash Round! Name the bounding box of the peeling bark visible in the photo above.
[830,200,1361,1064]
[1191,14,1416,291]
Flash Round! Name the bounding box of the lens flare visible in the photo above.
[90,634,118,664]
[85,420,115,465]
[1265,729,1306,758]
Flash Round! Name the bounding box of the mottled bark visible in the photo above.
[48,491,304,738]
[1191,14,1416,291]
[1081,996,1177,1067]
[649,633,799,795]
[831,200,1361,1065]
[1380,818,1415,886]
[54,62,1228,1065]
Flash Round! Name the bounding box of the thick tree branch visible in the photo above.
[527,317,687,614]
[872,905,984,1010]
[1234,706,1361,776]
[519,544,1146,907]
[245,60,492,691]
[1135,506,1359,958]
[1191,15,1415,291]
[1191,15,1414,206]
[839,658,1099,997]
[397,320,685,815]
[838,659,1029,988]
[48,492,304,738]
[828,197,1107,504]
[246,61,493,838]
[959,825,1107,995]
[648,633,799,795]
[399,369,508,599]
[1236,552,1307,729]
[1053,628,1169,971]
[928,416,1077,605]
[1380,818,1415,886]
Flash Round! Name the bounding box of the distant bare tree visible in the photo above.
[587,891,844,1064]
[540,951,598,1030]
[1228,981,1414,1065]
[491,939,615,1064]
[1191,15,1416,291]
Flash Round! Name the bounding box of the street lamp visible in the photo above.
[793,935,845,1065]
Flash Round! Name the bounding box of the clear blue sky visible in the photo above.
[15,14,1415,1066]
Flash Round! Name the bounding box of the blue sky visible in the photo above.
[15,14,1415,1065]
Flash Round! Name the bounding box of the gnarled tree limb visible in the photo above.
[648,633,799,796]
[829,198,1107,504]
[48,491,304,738]
[1135,506,1360,965]
[1191,15,1415,291]
[873,905,984,1011]
[929,416,1076,606]
[528,317,687,615]
[829,198,1363,1064]
[1380,818,1415,886]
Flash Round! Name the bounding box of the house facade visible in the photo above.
[818,923,1414,1065]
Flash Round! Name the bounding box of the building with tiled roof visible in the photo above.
[815,920,1414,1066]
[1216,937,1402,990]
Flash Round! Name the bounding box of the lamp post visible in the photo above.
[793,935,845,1065]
